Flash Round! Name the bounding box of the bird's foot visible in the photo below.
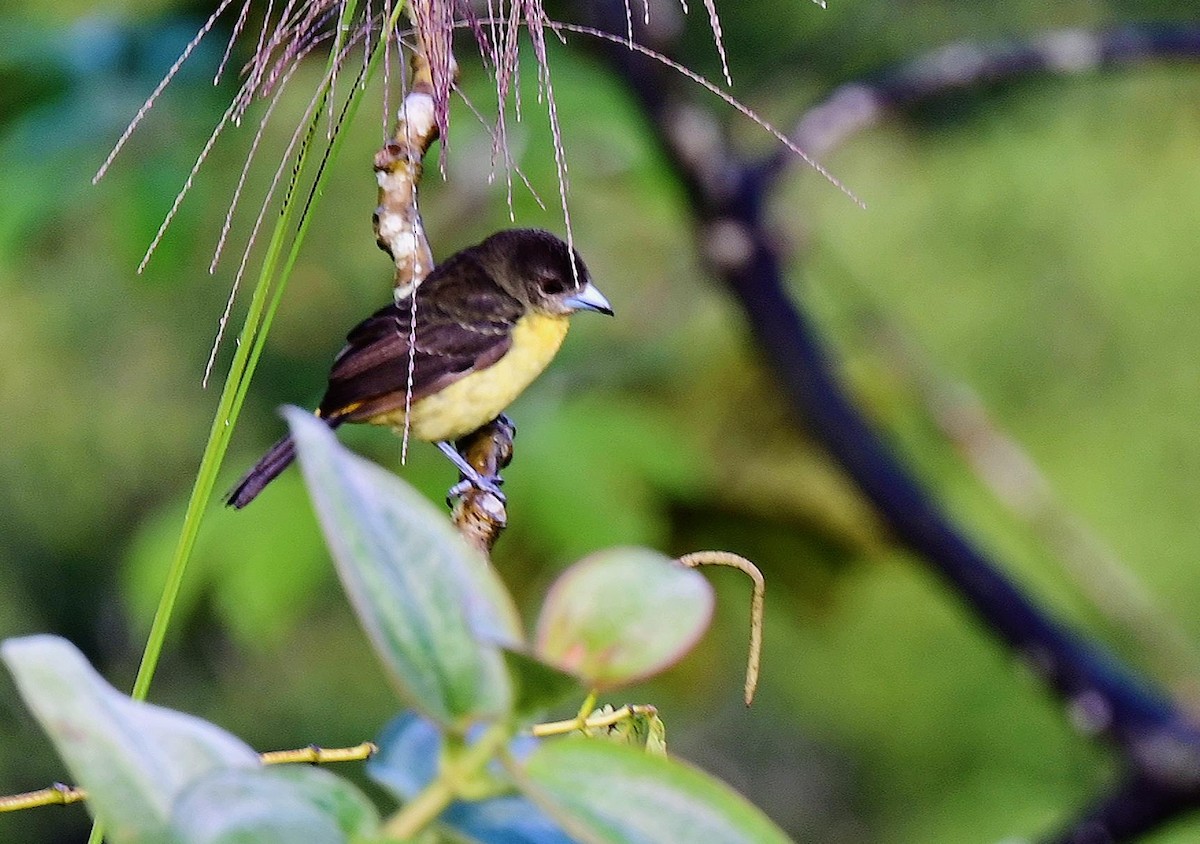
[437,440,507,504]
[495,413,517,440]
[446,473,506,505]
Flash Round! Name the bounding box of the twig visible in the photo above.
[677,551,764,706]
[258,740,378,765]
[532,703,659,737]
[0,743,377,814]
[0,783,87,813]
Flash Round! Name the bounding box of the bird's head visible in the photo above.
[484,228,614,317]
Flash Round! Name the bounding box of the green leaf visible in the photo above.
[285,408,523,728]
[503,650,582,722]
[534,548,713,689]
[517,739,793,844]
[169,766,379,844]
[1,635,258,843]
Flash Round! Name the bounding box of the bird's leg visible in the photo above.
[437,440,506,502]
[445,418,517,553]
[440,416,517,504]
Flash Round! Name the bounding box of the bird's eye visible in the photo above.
[539,275,566,295]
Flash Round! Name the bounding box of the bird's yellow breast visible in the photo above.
[380,310,570,442]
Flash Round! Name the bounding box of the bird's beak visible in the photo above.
[563,281,614,316]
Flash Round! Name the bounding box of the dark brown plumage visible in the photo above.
[227,229,611,509]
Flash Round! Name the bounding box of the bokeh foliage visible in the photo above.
[2,1,1200,842]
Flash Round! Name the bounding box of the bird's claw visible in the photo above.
[495,413,517,439]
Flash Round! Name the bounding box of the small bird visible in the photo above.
[227,228,612,508]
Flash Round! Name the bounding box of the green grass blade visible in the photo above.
[85,3,402,841]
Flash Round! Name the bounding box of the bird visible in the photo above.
[227,228,612,509]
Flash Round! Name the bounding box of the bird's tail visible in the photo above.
[226,414,341,509]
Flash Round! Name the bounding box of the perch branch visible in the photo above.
[373,44,442,296]
[371,16,508,545]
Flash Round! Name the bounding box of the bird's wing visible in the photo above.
[318,256,524,422]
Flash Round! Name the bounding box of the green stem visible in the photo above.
[387,779,457,840]
[383,724,513,840]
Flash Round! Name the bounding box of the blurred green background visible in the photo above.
[3,1,1200,841]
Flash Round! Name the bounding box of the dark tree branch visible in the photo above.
[1047,775,1199,844]
[580,5,1200,839]
[771,26,1200,176]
